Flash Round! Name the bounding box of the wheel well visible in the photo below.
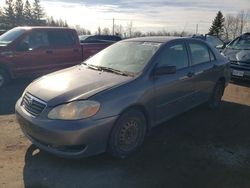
[0,64,12,78]
[119,104,151,133]
[219,77,225,84]
[218,77,226,87]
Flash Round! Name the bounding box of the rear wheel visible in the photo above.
[108,110,147,159]
[0,69,10,88]
[209,80,225,109]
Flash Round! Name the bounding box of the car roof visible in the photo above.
[124,36,182,43]
[15,26,75,31]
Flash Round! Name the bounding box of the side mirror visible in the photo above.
[17,42,29,51]
[155,65,176,76]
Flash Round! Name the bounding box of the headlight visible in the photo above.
[48,100,100,120]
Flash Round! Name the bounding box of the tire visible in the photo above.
[108,110,147,159]
[0,69,10,88]
[208,80,225,109]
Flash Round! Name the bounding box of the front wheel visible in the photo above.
[208,80,225,109]
[108,110,147,159]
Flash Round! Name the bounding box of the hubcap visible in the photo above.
[118,119,140,151]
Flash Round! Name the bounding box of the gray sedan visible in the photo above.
[16,37,231,159]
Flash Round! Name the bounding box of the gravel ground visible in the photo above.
[0,79,250,188]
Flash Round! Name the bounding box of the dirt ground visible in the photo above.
[0,79,250,188]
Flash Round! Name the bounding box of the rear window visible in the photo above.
[48,31,76,46]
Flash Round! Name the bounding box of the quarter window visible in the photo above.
[189,43,210,65]
[157,42,189,70]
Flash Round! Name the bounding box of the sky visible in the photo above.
[0,0,250,34]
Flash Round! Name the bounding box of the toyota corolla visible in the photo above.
[16,37,230,158]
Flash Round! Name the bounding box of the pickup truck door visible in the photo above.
[47,30,82,70]
[153,41,197,124]
[12,30,55,77]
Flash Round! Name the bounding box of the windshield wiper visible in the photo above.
[83,63,101,71]
[83,63,133,76]
[98,66,133,76]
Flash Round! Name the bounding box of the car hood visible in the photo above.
[223,48,250,62]
[26,65,133,106]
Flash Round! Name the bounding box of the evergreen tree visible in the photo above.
[3,0,16,29]
[0,7,4,29]
[14,0,24,26]
[209,11,225,37]
[23,0,33,25]
[32,0,45,25]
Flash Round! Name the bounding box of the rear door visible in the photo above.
[47,30,82,71]
[187,40,218,104]
[154,40,197,124]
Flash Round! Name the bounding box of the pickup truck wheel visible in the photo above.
[0,69,10,88]
[209,80,225,109]
[108,110,147,159]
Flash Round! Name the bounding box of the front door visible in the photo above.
[12,30,54,77]
[154,41,196,124]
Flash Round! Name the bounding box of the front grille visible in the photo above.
[21,93,47,117]
[231,61,250,70]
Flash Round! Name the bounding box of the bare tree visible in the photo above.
[74,25,91,35]
[114,24,124,37]
[102,27,110,35]
[96,26,101,35]
[224,14,239,40]
[133,31,143,37]
[238,10,250,35]
[126,21,134,38]
[223,10,250,40]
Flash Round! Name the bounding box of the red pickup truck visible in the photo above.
[0,27,114,87]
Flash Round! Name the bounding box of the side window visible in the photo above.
[189,42,210,65]
[48,31,76,46]
[157,42,189,70]
[18,31,49,51]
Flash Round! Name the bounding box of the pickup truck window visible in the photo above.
[48,31,76,46]
[0,28,26,45]
[18,31,50,51]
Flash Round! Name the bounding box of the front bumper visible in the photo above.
[15,99,118,158]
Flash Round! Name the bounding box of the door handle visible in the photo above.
[187,72,194,78]
[46,50,53,54]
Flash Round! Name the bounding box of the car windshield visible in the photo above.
[0,27,26,45]
[227,36,250,50]
[84,41,162,76]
